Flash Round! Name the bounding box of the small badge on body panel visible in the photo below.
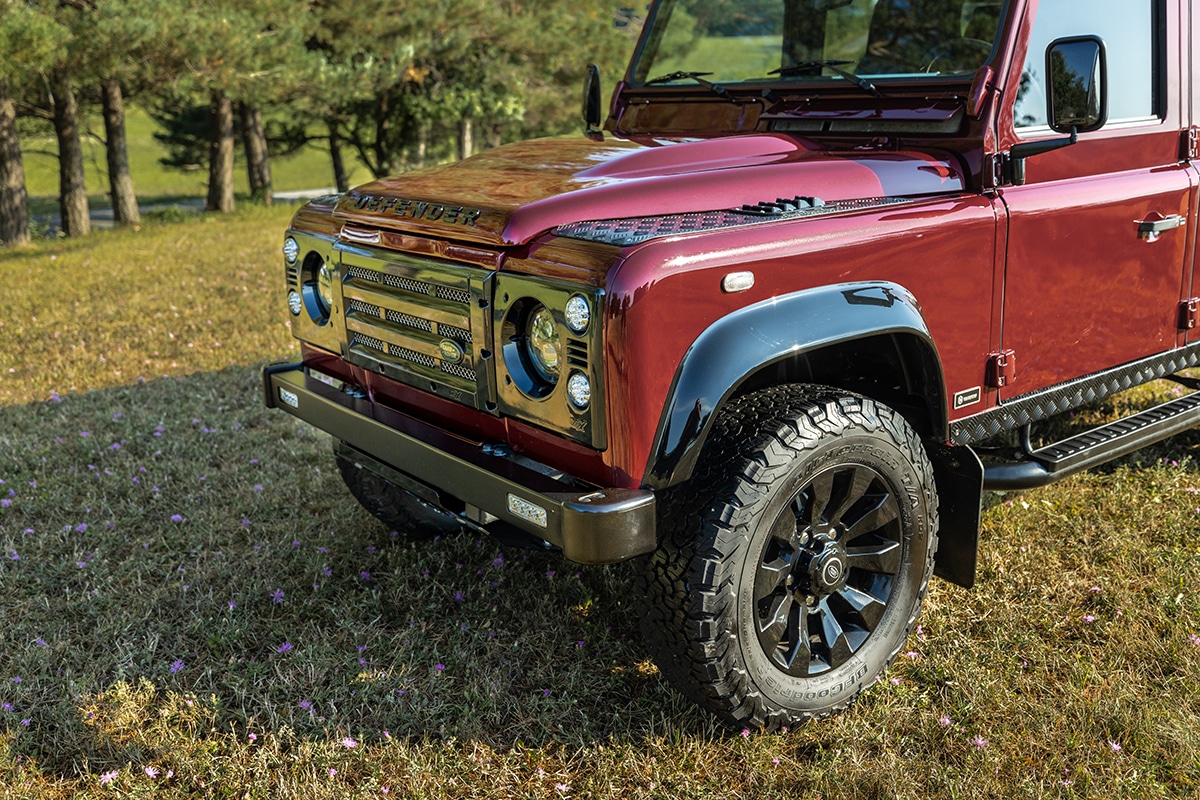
[953,386,982,410]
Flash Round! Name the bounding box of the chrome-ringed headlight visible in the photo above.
[317,259,335,315]
[301,252,334,324]
[527,305,561,383]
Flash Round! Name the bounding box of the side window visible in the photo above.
[1013,0,1158,131]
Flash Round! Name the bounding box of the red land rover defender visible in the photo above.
[265,0,1200,729]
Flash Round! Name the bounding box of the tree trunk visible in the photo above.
[101,77,140,228]
[206,90,235,213]
[327,121,349,193]
[457,117,474,161]
[0,81,31,247]
[239,102,272,206]
[52,73,90,237]
[485,124,502,151]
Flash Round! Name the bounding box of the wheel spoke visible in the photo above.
[769,506,803,551]
[826,466,875,527]
[837,585,888,631]
[754,556,792,603]
[757,592,795,650]
[819,601,854,668]
[805,470,836,525]
[782,613,813,676]
[843,493,900,539]
[845,538,902,575]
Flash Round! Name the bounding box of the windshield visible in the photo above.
[633,0,1003,86]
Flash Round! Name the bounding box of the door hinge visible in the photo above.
[1184,127,1199,161]
[986,350,1017,389]
[1180,298,1200,330]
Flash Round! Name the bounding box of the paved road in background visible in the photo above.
[45,188,338,233]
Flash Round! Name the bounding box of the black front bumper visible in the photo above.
[263,363,656,564]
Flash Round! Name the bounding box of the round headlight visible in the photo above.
[565,295,590,334]
[287,290,303,316]
[283,236,299,264]
[317,260,335,314]
[527,306,560,383]
[567,372,591,409]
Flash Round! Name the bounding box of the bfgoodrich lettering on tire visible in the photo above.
[639,385,938,730]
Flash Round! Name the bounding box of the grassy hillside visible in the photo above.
[18,106,374,217]
[0,212,1197,797]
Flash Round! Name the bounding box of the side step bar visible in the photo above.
[983,390,1200,490]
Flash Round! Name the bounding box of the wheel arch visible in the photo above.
[644,281,949,490]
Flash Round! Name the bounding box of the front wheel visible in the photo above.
[334,442,462,539]
[639,386,938,730]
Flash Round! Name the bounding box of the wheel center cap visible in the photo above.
[810,546,848,593]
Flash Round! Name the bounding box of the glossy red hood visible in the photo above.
[332,133,965,247]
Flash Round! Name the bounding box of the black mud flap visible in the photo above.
[926,442,982,589]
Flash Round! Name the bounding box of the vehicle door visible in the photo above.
[998,0,1193,396]
[1187,0,1200,340]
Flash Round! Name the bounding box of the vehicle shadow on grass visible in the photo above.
[0,365,745,780]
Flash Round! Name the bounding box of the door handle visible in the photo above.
[1137,214,1186,241]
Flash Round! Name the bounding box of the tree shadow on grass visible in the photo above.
[0,365,737,781]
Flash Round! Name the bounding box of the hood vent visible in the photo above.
[553,196,910,248]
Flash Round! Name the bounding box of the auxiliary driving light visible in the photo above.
[565,294,591,334]
[283,236,299,264]
[288,290,303,316]
[567,371,592,409]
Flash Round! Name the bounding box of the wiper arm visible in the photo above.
[644,70,735,100]
[769,60,882,97]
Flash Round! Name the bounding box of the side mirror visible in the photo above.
[1046,36,1106,133]
[583,64,603,133]
[1006,36,1106,186]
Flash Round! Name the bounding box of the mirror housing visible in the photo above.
[583,64,603,133]
[1046,36,1107,133]
[1006,36,1107,186]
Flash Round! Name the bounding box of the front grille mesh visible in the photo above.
[343,256,481,397]
[441,362,476,381]
[439,323,472,343]
[353,334,386,353]
[348,299,381,317]
[386,309,434,332]
[384,273,434,295]
[390,346,437,369]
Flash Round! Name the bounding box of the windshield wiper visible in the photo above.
[769,60,882,97]
[644,70,736,100]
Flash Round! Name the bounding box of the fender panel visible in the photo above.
[644,281,947,488]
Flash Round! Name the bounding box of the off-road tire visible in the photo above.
[335,444,462,539]
[639,385,939,730]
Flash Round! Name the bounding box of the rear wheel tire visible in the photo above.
[335,443,462,539]
[639,386,938,730]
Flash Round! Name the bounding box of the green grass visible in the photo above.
[0,214,1199,797]
[19,106,374,218]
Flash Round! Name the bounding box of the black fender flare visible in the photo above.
[644,281,949,489]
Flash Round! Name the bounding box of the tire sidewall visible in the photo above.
[732,425,934,715]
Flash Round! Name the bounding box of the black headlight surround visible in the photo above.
[301,251,333,324]
[502,298,559,400]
